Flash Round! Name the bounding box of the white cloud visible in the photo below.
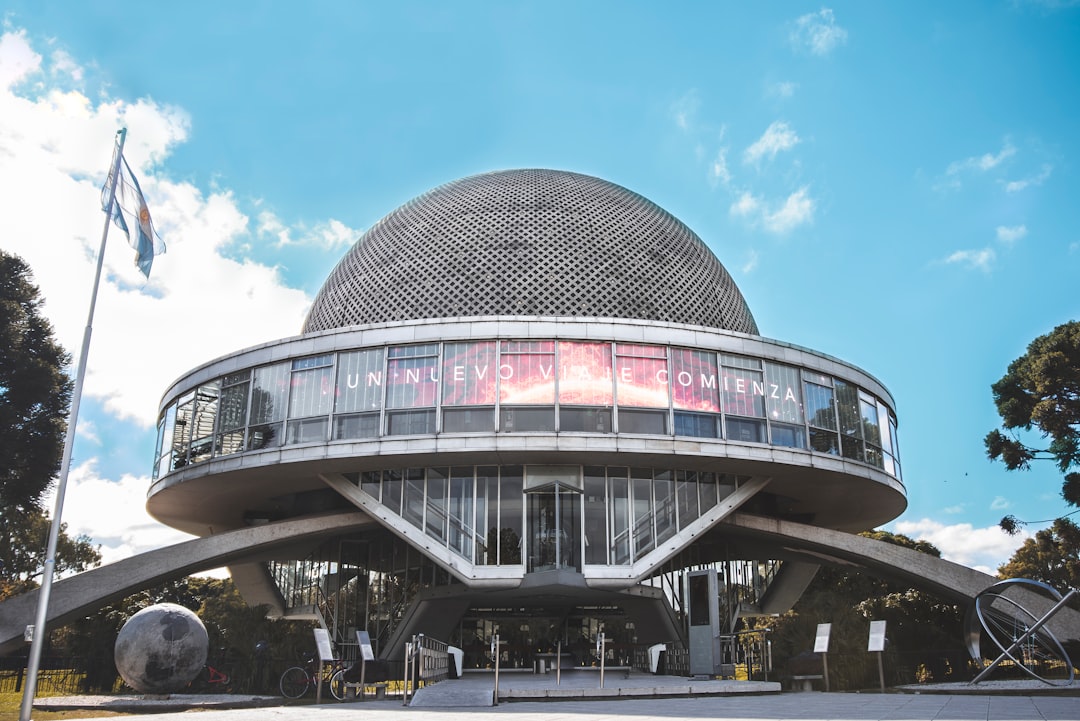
[942,248,995,272]
[892,518,1029,575]
[54,460,196,567]
[0,28,41,89]
[941,142,1017,189]
[709,148,732,187]
[990,496,1011,511]
[741,249,759,274]
[1004,164,1052,193]
[258,212,359,249]
[996,224,1028,245]
[730,187,815,234]
[790,8,848,56]
[672,89,700,132]
[744,121,800,165]
[0,29,313,428]
[768,81,797,99]
[942,505,965,514]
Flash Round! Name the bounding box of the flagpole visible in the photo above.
[19,128,127,721]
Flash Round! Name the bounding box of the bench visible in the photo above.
[791,674,823,692]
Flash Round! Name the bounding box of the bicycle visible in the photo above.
[279,654,347,701]
[188,662,232,693]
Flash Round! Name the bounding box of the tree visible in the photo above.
[0,251,73,511]
[985,321,1080,533]
[997,517,1080,591]
[0,251,100,599]
[766,531,967,688]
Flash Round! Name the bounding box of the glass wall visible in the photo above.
[350,464,734,568]
[154,340,900,482]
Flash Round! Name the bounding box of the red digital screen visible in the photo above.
[558,341,613,405]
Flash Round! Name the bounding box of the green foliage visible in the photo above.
[0,253,99,600]
[997,517,1080,591]
[53,577,317,694]
[0,509,100,601]
[766,531,967,689]
[0,251,73,512]
[985,321,1080,532]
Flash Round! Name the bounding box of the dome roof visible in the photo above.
[303,169,759,334]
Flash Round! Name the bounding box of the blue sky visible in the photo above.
[1,2,1078,575]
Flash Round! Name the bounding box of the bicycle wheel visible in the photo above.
[279,666,310,698]
[329,668,348,701]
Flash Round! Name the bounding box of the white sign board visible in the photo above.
[356,630,375,661]
[314,628,335,662]
[867,620,887,652]
[813,623,832,653]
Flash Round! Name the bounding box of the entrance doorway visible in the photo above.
[526,485,581,572]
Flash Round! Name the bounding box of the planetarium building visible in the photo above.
[147,170,906,670]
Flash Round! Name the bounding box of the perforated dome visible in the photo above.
[303,169,759,334]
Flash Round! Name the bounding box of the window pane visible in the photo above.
[426,468,448,544]
[333,412,380,440]
[500,406,555,432]
[559,407,612,432]
[765,363,803,424]
[654,471,676,545]
[770,422,806,449]
[289,366,334,418]
[615,345,669,408]
[805,382,836,430]
[247,422,282,450]
[674,411,718,438]
[722,367,765,418]
[809,428,839,454]
[443,341,498,406]
[558,341,613,405]
[402,468,425,529]
[671,349,720,412]
[448,469,474,560]
[336,349,384,412]
[619,409,667,434]
[834,381,861,438]
[443,407,495,432]
[386,351,439,408]
[676,470,700,529]
[499,343,556,404]
[287,417,328,444]
[583,467,607,564]
[609,469,630,565]
[251,363,289,424]
[631,471,654,560]
[860,395,882,446]
[498,468,523,564]
[387,409,436,435]
[726,416,765,443]
[477,468,498,565]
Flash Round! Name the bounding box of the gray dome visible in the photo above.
[303,169,759,334]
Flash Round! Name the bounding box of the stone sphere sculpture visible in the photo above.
[114,603,208,694]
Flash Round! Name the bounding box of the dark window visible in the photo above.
[770,422,806,449]
[387,409,436,435]
[500,406,556,432]
[334,412,380,440]
[726,416,765,443]
[559,407,612,432]
[809,428,839,455]
[674,411,719,438]
[619,409,667,434]
[247,422,282,450]
[443,407,495,433]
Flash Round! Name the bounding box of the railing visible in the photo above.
[403,634,450,705]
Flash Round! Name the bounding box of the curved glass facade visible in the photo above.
[154,339,901,481]
[347,464,738,571]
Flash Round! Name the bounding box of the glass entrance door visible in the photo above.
[526,485,581,572]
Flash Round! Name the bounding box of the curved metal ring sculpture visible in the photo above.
[965,578,1075,686]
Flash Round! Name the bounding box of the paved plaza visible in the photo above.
[34,672,1080,721]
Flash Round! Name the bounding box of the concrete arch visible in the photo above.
[0,511,372,655]
[721,513,1080,646]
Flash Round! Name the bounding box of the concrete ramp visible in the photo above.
[409,682,493,707]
